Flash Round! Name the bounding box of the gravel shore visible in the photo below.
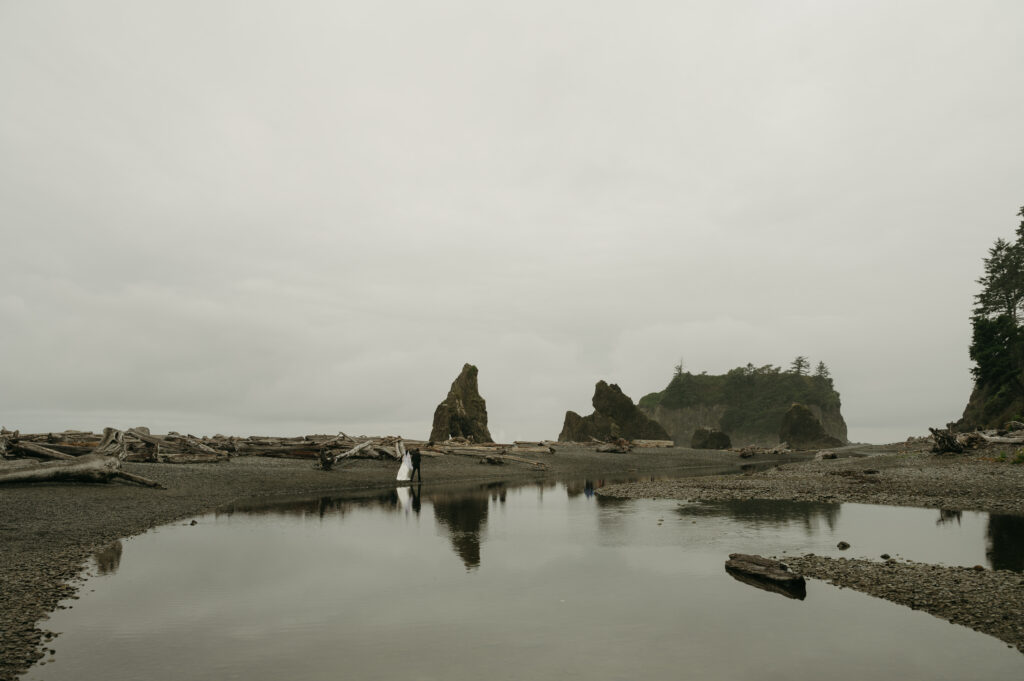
[780,555,1024,653]
[598,443,1024,652]
[0,445,754,681]
[598,444,1024,515]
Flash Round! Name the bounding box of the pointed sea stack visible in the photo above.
[559,381,670,442]
[429,364,494,443]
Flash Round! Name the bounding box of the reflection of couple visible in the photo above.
[396,483,422,516]
[397,447,423,482]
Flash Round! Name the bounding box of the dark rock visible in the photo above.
[779,403,845,450]
[690,428,731,449]
[429,364,494,443]
[837,541,850,550]
[558,381,670,442]
[881,553,891,560]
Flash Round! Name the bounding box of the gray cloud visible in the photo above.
[2,1,1023,443]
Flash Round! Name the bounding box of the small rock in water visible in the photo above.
[190,519,198,526]
[837,541,850,550]
[880,553,890,560]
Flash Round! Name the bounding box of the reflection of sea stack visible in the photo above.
[429,364,493,443]
[432,492,489,570]
[559,381,670,442]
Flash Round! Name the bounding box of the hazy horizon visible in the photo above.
[3,1,1024,445]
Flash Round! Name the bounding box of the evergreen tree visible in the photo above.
[969,207,1024,394]
[814,361,831,381]
[789,355,809,376]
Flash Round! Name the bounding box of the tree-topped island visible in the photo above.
[638,359,848,447]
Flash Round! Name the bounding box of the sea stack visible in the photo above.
[429,364,494,443]
[559,380,670,442]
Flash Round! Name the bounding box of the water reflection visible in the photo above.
[92,541,123,575]
[206,484,1024,574]
[675,499,841,532]
[987,514,1024,572]
[431,483,505,570]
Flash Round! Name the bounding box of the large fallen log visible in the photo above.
[979,433,1024,445]
[0,453,164,488]
[11,441,77,461]
[724,553,806,600]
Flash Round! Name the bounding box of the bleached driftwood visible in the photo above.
[0,428,163,488]
[11,441,76,461]
[631,439,675,448]
[979,433,1024,445]
[443,447,548,470]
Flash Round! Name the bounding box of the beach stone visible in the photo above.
[429,364,494,443]
[837,541,850,550]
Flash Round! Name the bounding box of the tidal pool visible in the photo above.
[29,481,1024,681]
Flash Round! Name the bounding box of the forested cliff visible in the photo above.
[638,360,848,447]
[957,206,1024,430]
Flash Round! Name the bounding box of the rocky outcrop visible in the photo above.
[778,403,844,450]
[429,364,493,443]
[638,368,848,447]
[559,381,670,442]
[690,428,731,450]
[955,381,1024,433]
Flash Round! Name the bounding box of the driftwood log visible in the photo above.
[929,428,964,454]
[442,447,548,469]
[11,440,76,461]
[724,553,806,600]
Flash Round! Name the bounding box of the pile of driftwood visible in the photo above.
[555,437,675,453]
[731,443,792,458]
[0,427,566,482]
[929,422,1024,455]
[422,438,553,469]
[0,428,164,488]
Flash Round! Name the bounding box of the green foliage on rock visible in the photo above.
[639,360,846,446]
[690,427,732,449]
[961,207,1024,430]
[779,403,845,449]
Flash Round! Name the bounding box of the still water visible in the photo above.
[30,481,1024,681]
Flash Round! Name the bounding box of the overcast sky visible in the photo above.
[2,1,1023,444]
